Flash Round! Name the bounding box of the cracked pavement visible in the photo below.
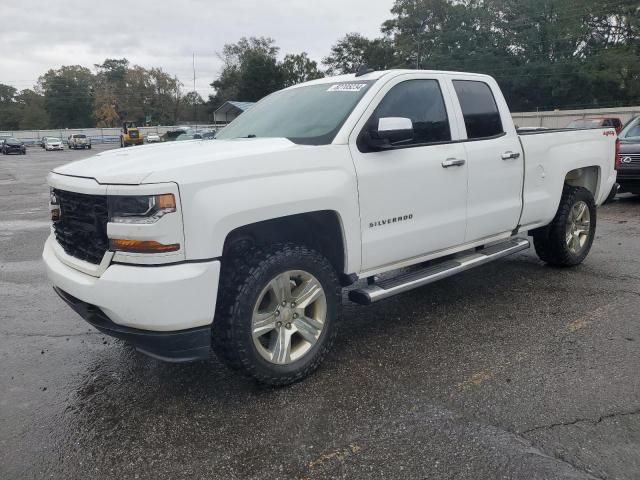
[1,145,639,479]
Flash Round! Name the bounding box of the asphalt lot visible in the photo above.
[1,144,639,479]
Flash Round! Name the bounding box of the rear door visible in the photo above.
[349,73,468,272]
[448,77,524,242]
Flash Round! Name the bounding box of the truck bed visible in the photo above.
[517,127,617,230]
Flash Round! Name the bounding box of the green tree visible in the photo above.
[15,89,49,129]
[39,66,95,128]
[281,52,324,86]
[93,58,130,126]
[178,91,208,123]
[210,37,285,108]
[359,0,640,110]
[0,84,20,130]
[146,68,182,125]
[323,33,395,74]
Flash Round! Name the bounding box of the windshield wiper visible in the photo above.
[235,134,257,139]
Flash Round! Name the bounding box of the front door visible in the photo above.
[349,75,469,272]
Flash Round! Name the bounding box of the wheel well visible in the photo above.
[564,166,600,198]
[222,211,347,274]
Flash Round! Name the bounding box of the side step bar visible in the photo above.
[349,238,530,305]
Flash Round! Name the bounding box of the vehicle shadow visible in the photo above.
[66,250,589,407]
[55,248,628,476]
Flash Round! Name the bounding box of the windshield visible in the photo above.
[48,138,61,142]
[215,81,374,145]
[568,119,602,129]
[73,134,86,138]
[620,117,640,141]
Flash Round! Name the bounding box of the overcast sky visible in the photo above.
[0,0,394,98]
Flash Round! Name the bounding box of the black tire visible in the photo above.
[533,185,596,267]
[212,243,341,386]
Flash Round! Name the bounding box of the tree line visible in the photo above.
[0,59,207,131]
[1,0,638,131]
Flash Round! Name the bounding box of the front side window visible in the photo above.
[365,79,451,147]
[453,80,504,139]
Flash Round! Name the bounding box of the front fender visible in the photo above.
[178,145,362,274]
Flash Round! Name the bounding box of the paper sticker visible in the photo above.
[327,83,367,92]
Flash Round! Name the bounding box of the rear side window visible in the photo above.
[366,79,451,146]
[453,80,503,139]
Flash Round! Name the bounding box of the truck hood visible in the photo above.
[52,138,303,184]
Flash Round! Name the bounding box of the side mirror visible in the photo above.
[368,117,414,149]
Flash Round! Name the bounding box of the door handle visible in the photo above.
[442,158,466,168]
[501,151,521,160]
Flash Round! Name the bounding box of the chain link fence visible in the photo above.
[0,125,225,146]
[4,105,640,146]
[512,106,640,129]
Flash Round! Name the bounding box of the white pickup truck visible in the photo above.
[43,69,618,385]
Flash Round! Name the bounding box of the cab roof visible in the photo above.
[285,69,494,90]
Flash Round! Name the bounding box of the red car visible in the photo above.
[567,117,623,133]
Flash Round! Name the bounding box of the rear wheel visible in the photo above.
[212,244,341,385]
[533,185,596,267]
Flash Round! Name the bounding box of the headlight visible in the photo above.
[109,193,176,224]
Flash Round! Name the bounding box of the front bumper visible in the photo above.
[54,288,211,361]
[617,170,640,193]
[43,236,221,359]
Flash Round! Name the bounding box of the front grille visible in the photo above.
[620,153,640,168]
[52,189,109,264]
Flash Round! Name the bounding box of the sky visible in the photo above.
[0,0,394,98]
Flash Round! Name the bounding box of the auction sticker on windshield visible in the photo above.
[327,83,368,92]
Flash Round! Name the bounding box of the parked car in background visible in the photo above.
[2,138,26,155]
[175,133,200,141]
[44,137,64,151]
[616,116,640,195]
[567,117,623,133]
[201,130,217,140]
[162,127,189,142]
[68,134,91,150]
[146,133,161,143]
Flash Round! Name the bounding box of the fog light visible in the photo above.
[110,239,180,253]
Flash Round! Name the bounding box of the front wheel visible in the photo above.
[533,185,596,267]
[212,244,341,385]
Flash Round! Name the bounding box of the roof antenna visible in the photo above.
[355,65,375,77]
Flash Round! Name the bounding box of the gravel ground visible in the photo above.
[1,144,639,479]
